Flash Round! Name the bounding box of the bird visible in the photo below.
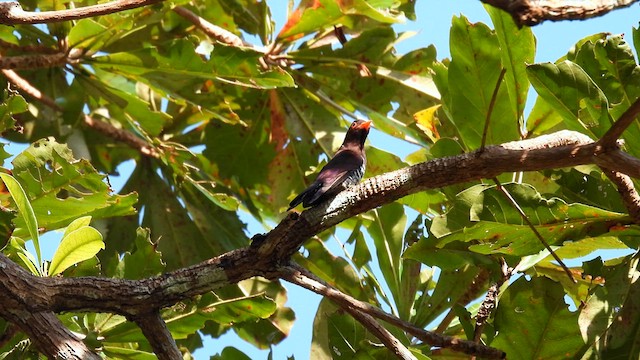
[288,119,371,210]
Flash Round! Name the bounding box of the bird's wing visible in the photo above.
[306,149,364,205]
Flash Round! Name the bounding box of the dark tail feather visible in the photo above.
[288,182,321,211]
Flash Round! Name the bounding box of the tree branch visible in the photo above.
[172,6,249,49]
[0,53,67,70]
[598,97,640,149]
[481,0,640,26]
[83,115,160,158]
[0,0,162,25]
[603,169,640,223]
[2,69,62,111]
[132,312,182,360]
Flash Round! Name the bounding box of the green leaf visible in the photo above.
[572,35,640,157]
[0,92,27,133]
[211,347,252,360]
[0,173,41,271]
[492,276,584,359]
[486,4,535,122]
[447,15,518,149]
[578,254,640,358]
[114,227,165,279]
[102,346,156,360]
[91,40,295,90]
[367,203,406,308]
[527,61,611,138]
[62,215,92,238]
[68,19,109,50]
[10,138,137,236]
[3,237,40,276]
[49,226,104,276]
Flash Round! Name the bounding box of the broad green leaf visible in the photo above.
[572,35,640,157]
[578,254,640,358]
[49,226,104,276]
[411,265,481,328]
[448,15,518,149]
[114,228,165,279]
[68,19,109,50]
[367,203,405,308]
[211,347,252,360]
[492,276,584,359]
[527,61,611,138]
[3,237,40,276]
[189,180,240,211]
[404,235,495,270]
[296,238,374,302]
[0,173,41,270]
[91,39,295,90]
[62,216,92,238]
[486,4,535,122]
[0,92,27,133]
[100,294,275,342]
[10,138,137,236]
[233,278,295,349]
[102,347,156,360]
[527,95,565,135]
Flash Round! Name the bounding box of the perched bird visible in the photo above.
[288,119,371,210]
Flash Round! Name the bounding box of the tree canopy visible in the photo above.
[1,0,640,359]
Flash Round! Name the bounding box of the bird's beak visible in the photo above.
[358,120,372,130]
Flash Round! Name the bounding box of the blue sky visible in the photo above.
[192,2,640,359]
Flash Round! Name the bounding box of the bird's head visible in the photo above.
[342,119,372,149]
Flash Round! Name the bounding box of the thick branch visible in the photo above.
[0,0,162,25]
[0,53,67,70]
[481,0,640,26]
[132,312,182,360]
[279,265,505,359]
[0,307,100,359]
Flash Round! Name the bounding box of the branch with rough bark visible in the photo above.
[3,127,640,358]
[0,0,162,25]
[481,0,640,26]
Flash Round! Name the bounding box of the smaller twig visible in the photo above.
[0,39,59,54]
[602,169,640,223]
[492,178,576,283]
[83,115,160,158]
[132,312,182,360]
[480,68,506,152]
[598,97,640,149]
[172,6,251,49]
[0,0,162,25]
[334,26,371,77]
[280,264,506,359]
[435,269,490,333]
[2,69,62,111]
[281,263,414,359]
[473,259,511,343]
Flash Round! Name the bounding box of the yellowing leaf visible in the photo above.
[414,105,441,142]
